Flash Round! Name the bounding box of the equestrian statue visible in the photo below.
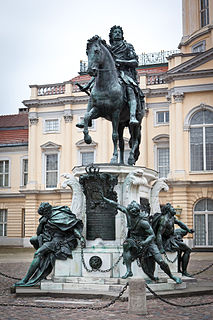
[76,26,145,165]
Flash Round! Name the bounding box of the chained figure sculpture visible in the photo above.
[152,203,194,277]
[76,26,145,165]
[15,202,85,287]
[102,196,182,283]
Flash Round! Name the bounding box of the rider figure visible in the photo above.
[76,25,143,128]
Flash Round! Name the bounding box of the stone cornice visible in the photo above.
[0,144,28,151]
[170,83,213,95]
[165,69,213,83]
[0,193,26,198]
[144,88,168,98]
[178,25,213,49]
[19,189,71,195]
[167,179,213,187]
[23,95,89,108]
[146,102,169,109]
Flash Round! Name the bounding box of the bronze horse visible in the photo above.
[77,35,144,165]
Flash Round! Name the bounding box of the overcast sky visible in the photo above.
[0,0,182,115]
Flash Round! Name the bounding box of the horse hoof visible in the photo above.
[110,156,118,164]
[122,271,133,279]
[76,122,84,128]
[128,157,135,165]
[84,135,92,144]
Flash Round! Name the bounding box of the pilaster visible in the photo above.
[169,92,185,179]
[63,108,73,173]
[27,113,39,190]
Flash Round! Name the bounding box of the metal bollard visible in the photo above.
[128,278,147,315]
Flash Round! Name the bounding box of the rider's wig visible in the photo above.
[109,25,124,44]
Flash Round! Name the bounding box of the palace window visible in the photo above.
[0,209,7,236]
[44,119,60,133]
[22,159,28,186]
[190,109,213,171]
[0,160,9,187]
[41,142,61,189]
[153,135,170,178]
[81,151,94,166]
[76,139,97,166]
[157,147,170,178]
[45,153,59,188]
[192,40,206,53]
[156,111,169,125]
[200,0,209,27]
[194,198,213,247]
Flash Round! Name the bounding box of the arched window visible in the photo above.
[194,198,213,247]
[190,109,213,171]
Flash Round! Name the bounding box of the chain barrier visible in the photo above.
[0,271,21,281]
[146,283,213,307]
[191,262,213,277]
[0,282,129,311]
[80,244,123,273]
[0,250,213,311]
[163,252,178,264]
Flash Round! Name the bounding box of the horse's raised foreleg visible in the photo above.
[76,98,93,129]
[83,105,99,144]
[118,124,125,164]
[110,110,120,164]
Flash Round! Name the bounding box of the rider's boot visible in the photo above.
[129,101,139,126]
[130,116,139,126]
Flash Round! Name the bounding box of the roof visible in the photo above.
[71,74,91,83]
[0,113,28,128]
[0,113,28,146]
[0,129,28,145]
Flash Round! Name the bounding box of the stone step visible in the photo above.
[40,279,186,293]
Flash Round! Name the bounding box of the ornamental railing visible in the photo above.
[147,73,166,85]
[79,49,180,73]
[37,84,65,96]
[138,50,180,65]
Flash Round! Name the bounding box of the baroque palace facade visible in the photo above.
[0,0,213,248]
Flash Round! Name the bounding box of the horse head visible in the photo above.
[86,35,112,76]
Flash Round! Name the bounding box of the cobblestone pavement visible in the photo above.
[0,252,213,320]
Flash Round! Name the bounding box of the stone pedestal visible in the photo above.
[54,164,159,281]
[41,164,184,293]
